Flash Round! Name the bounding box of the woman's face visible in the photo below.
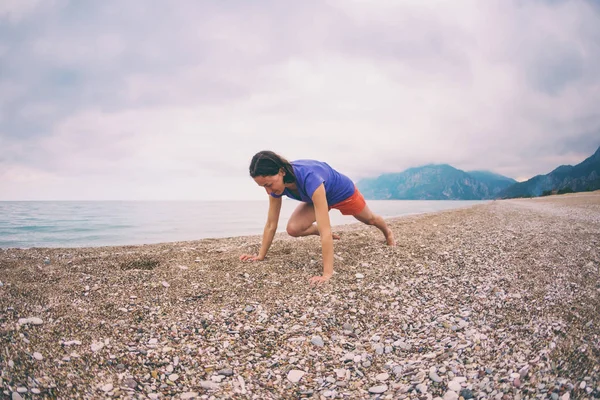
[254,170,286,196]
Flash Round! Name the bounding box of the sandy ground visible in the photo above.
[1,192,599,400]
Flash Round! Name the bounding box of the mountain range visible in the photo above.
[497,146,600,198]
[357,164,516,200]
[356,146,600,200]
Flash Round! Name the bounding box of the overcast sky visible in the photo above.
[1,0,599,200]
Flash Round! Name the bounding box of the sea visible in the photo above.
[0,200,488,249]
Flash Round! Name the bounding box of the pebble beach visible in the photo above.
[1,192,599,399]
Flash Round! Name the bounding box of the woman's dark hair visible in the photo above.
[249,150,296,183]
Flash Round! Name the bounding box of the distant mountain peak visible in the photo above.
[498,146,600,198]
[356,164,515,200]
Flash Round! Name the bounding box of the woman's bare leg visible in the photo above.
[287,203,340,239]
[353,204,395,245]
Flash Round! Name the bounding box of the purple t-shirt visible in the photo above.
[270,159,355,205]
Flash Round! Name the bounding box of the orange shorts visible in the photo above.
[329,186,366,216]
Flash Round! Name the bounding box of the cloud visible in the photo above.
[0,0,599,200]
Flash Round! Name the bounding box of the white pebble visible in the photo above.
[101,383,113,392]
[448,380,461,392]
[162,281,170,288]
[376,373,389,381]
[168,373,179,382]
[287,369,305,383]
[200,381,219,390]
[416,383,428,393]
[18,317,43,325]
[180,392,199,399]
[443,390,459,400]
[356,273,365,279]
[33,352,43,361]
[90,342,104,352]
[368,385,388,394]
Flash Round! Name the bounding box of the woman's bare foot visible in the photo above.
[332,233,341,240]
[384,229,395,246]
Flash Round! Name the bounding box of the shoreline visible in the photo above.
[1,192,599,399]
[0,199,489,250]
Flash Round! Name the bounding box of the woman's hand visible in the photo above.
[239,254,264,262]
[309,274,332,286]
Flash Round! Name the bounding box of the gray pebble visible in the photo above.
[217,368,234,376]
[311,336,324,347]
[429,371,442,383]
[368,384,388,394]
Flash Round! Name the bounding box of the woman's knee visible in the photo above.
[286,222,302,237]
[365,216,378,225]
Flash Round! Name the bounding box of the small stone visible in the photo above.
[356,273,365,279]
[416,383,428,393]
[368,385,388,394]
[311,336,325,347]
[443,390,459,400]
[30,389,41,394]
[148,338,158,344]
[448,380,461,392]
[561,393,570,400]
[16,388,27,393]
[519,365,529,378]
[200,381,219,390]
[217,368,234,376]
[342,323,353,331]
[18,317,43,325]
[12,393,24,400]
[168,374,179,382]
[580,381,586,389]
[101,383,113,392]
[91,342,104,352]
[376,373,389,381]
[460,389,474,399]
[180,393,199,399]
[33,352,43,361]
[429,371,442,383]
[513,377,521,388]
[287,370,305,383]
[123,378,137,389]
[244,305,255,312]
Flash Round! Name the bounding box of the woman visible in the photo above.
[240,150,395,285]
